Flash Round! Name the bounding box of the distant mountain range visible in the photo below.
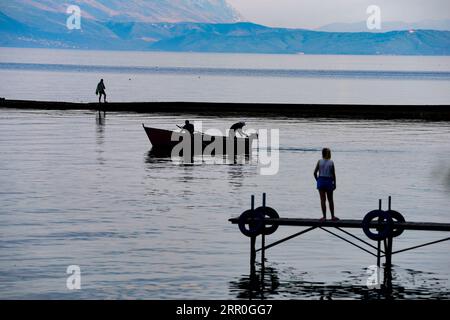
[317,19,450,33]
[0,0,243,24]
[0,0,449,55]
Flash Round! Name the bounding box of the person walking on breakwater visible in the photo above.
[229,121,248,138]
[96,79,107,103]
[314,148,339,221]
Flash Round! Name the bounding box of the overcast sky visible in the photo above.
[227,0,450,29]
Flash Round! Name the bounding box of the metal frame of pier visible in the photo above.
[229,193,450,292]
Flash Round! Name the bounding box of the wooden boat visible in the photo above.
[142,124,256,155]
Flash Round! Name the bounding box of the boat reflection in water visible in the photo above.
[229,262,449,300]
[146,147,256,167]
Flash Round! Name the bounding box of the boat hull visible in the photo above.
[143,125,255,155]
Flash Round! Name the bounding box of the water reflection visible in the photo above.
[146,148,173,162]
[229,262,280,300]
[95,112,106,165]
[145,148,255,191]
[179,164,195,184]
[96,110,106,127]
[146,147,255,166]
[227,163,244,189]
[146,146,196,164]
[229,262,449,300]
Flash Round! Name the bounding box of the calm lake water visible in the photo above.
[1,48,450,104]
[0,109,449,299]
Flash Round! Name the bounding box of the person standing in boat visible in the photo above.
[178,120,195,161]
[314,148,339,221]
[96,79,107,103]
[178,120,194,135]
[229,121,248,138]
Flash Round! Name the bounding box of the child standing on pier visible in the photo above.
[314,148,338,221]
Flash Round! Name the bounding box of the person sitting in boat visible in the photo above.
[229,121,248,138]
[178,120,194,135]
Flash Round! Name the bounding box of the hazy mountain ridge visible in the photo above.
[0,1,449,55]
[144,25,450,55]
[318,19,450,33]
[0,0,243,24]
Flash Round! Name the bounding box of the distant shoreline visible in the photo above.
[1,99,449,121]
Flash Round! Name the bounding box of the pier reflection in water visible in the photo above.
[229,262,449,300]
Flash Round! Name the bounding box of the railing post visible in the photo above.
[377,199,382,267]
[261,193,266,293]
[385,196,393,271]
[384,196,393,294]
[250,195,256,275]
[384,236,393,294]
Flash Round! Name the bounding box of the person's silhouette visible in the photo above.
[177,120,195,162]
[314,148,338,221]
[178,120,194,135]
[230,121,248,138]
[96,79,107,103]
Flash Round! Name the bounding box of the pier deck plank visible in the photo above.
[229,217,450,232]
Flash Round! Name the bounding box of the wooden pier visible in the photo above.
[229,194,450,293]
[229,217,450,232]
